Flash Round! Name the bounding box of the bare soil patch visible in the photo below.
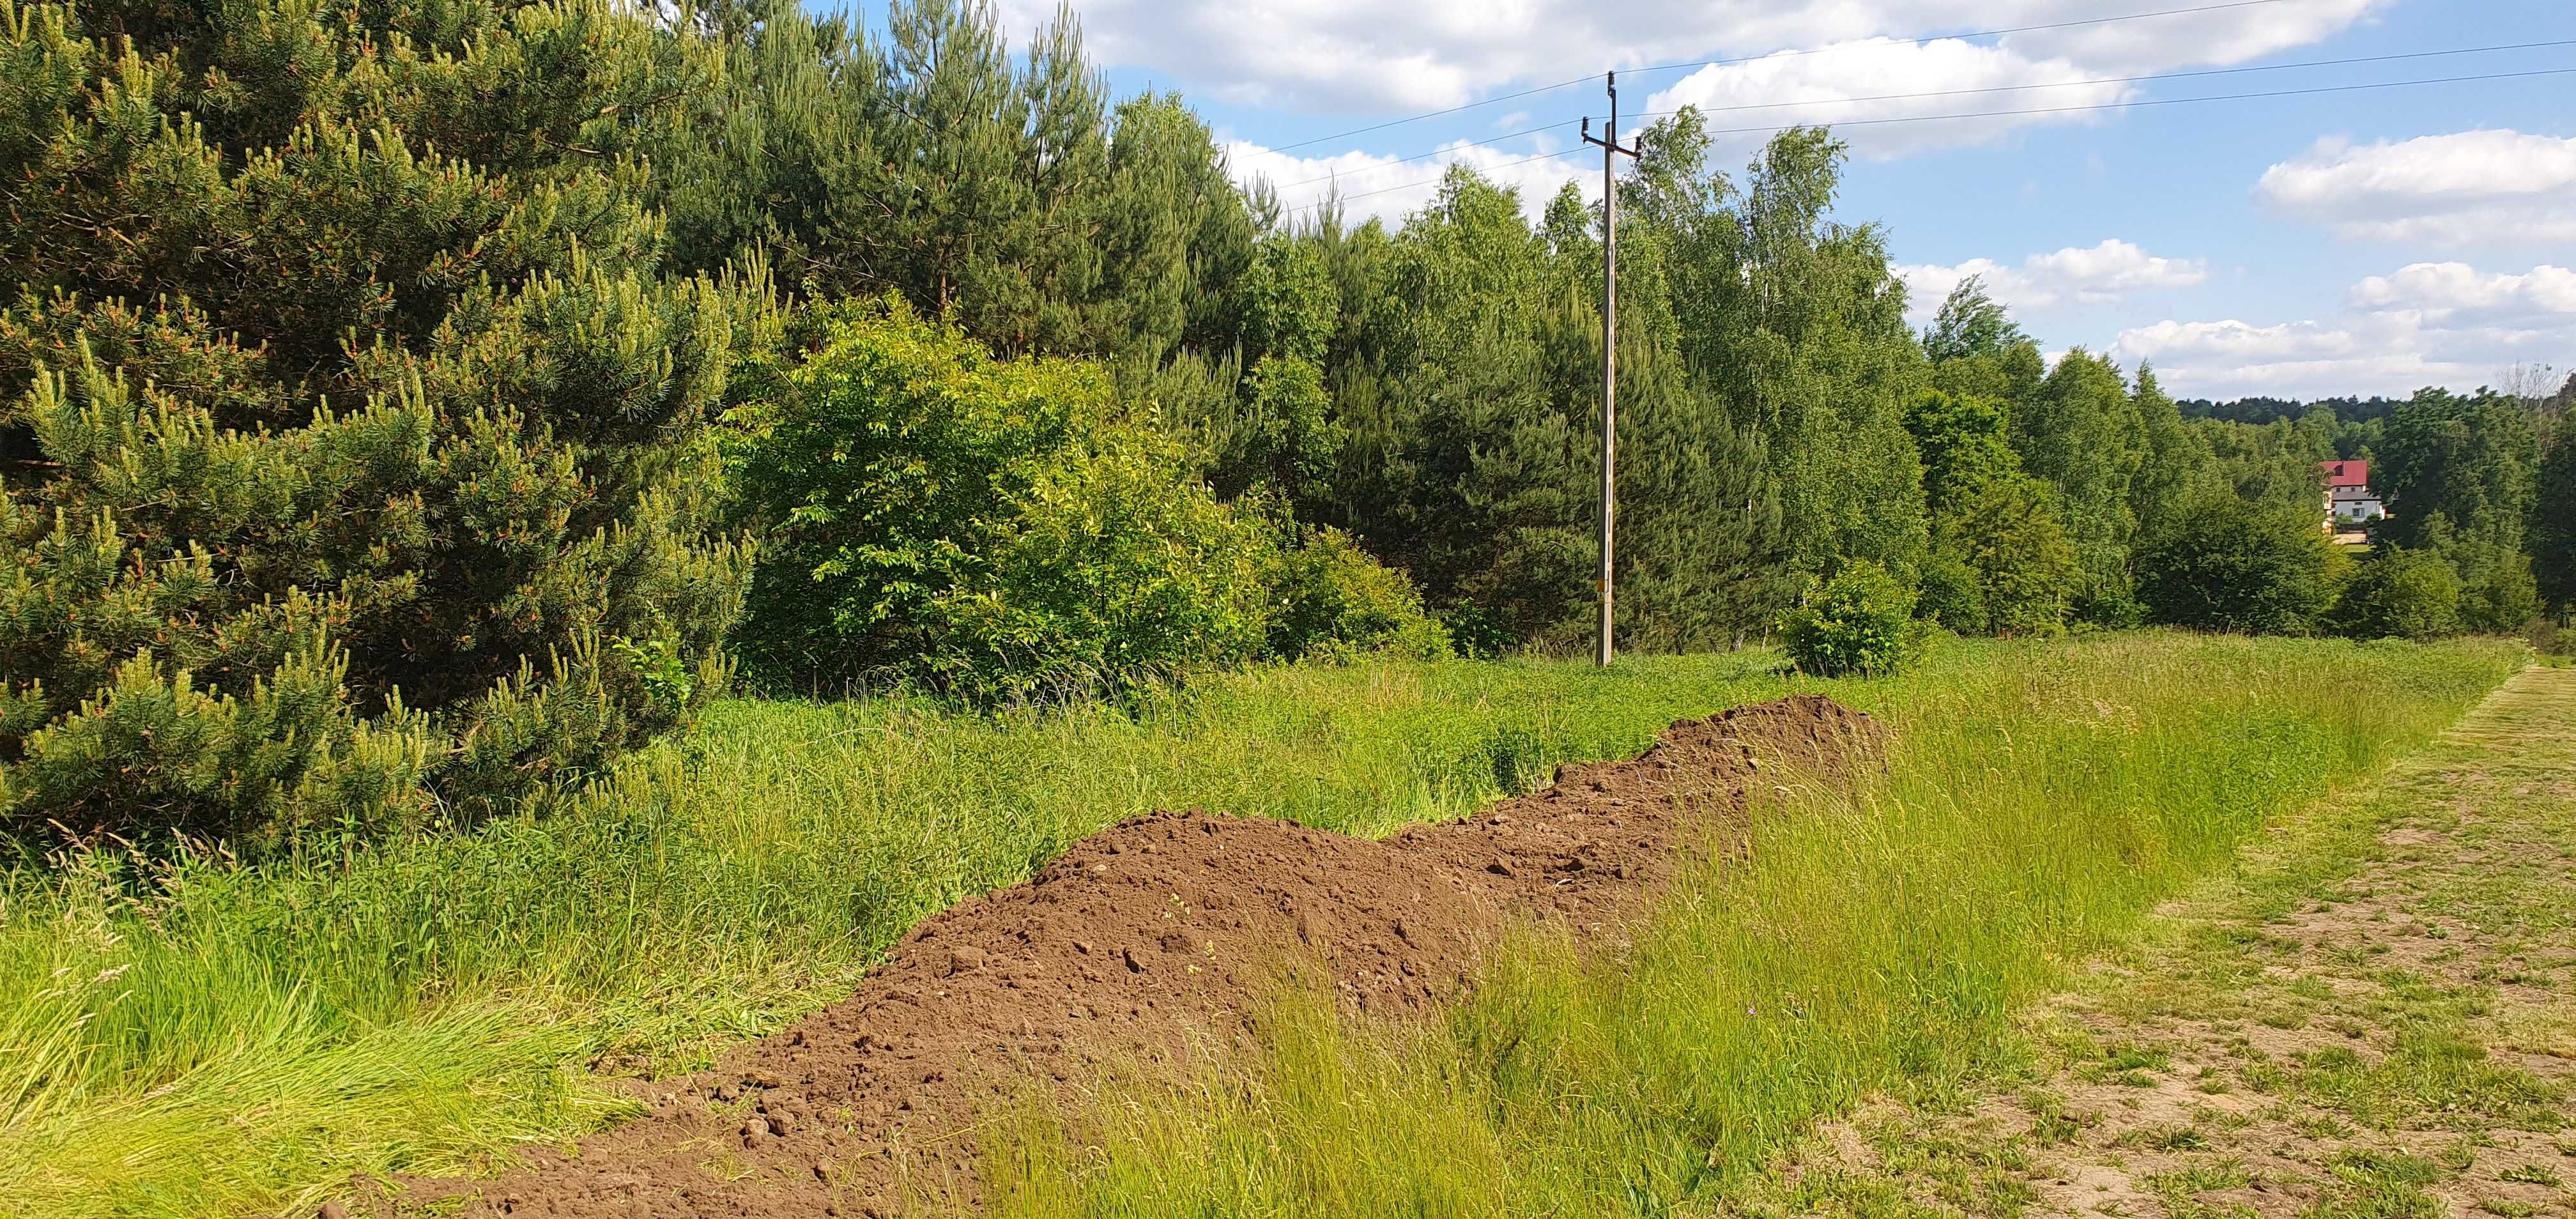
[397,694,1880,1218]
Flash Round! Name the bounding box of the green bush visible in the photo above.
[728,301,1441,701]
[1914,548,1988,635]
[2331,549,2464,641]
[2444,540,2539,634]
[1777,561,1921,677]
[2134,494,2342,634]
[0,0,760,843]
[1264,524,1452,662]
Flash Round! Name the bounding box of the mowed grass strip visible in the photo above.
[972,636,2524,1219]
[0,650,1794,1219]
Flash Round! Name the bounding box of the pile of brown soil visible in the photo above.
[401,694,1879,1218]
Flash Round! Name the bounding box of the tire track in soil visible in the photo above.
[397,694,1882,1219]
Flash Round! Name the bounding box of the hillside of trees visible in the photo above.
[4,0,2571,845]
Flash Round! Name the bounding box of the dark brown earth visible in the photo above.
[399,694,1880,1218]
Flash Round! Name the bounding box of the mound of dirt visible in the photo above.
[402,694,1879,1218]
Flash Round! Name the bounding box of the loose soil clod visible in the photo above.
[401,694,1880,1218]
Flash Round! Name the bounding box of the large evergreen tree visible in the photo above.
[651,0,1255,364]
[1,0,765,838]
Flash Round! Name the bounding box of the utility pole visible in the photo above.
[1583,74,1638,668]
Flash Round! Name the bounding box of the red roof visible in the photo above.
[2320,459,2368,489]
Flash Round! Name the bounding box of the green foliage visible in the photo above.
[2128,365,2222,537]
[728,302,1441,700]
[1921,275,2029,363]
[1915,548,1988,634]
[2333,549,2464,641]
[0,0,760,839]
[1904,388,2023,514]
[728,301,1271,700]
[1901,390,2077,637]
[2527,421,2576,617]
[1650,122,1929,576]
[2018,349,2148,624]
[1936,476,2082,637]
[1777,561,1921,677]
[2442,539,2538,634]
[2377,388,2538,551]
[1278,166,1788,654]
[652,0,1253,364]
[1263,523,1452,663]
[2134,494,2342,635]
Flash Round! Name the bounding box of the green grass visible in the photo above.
[0,648,1797,1218]
[0,635,2521,1218]
[970,634,2524,1219]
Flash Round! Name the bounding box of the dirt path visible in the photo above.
[1740,666,2576,1219]
[396,696,1881,1218]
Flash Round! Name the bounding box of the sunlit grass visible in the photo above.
[1,648,1807,1218]
[974,635,2524,1218]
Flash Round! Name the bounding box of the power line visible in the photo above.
[1259,38,2575,194]
[1264,0,2295,154]
[1278,65,2576,217]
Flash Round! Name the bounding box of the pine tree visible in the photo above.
[1,0,764,839]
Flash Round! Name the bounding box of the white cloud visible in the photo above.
[1227,134,1590,226]
[1006,0,2391,118]
[2254,130,2576,245]
[2346,262,2576,321]
[1641,37,2133,160]
[2113,261,2576,399]
[1897,239,2207,321]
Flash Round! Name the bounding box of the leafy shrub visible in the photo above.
[2442,540,2539,634]
[1915,548,1988,635]
[0,0,759,843]
[2331,549,2463,641]
[729,301,1441,701]
[1264,524,1452,663]
[2134,494,2342,634]
[1777,562,1921,677]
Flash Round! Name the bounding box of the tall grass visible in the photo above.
[974,634,2523,1218]
[0,651,1798,1218]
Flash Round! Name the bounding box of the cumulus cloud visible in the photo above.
[2253,129,2576,245]
[1002,0,2390,118]
[1228,133,1591,225]
[1897,240,2207,321]
[2112,261,2576,398]
[1641,37,2133,160]
[2346,262,2576,321]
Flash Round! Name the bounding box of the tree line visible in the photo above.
[3,0,2569,844]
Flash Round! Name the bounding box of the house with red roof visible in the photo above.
[2320,459,2383,541]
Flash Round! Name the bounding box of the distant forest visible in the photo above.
[2180,395,2405,425]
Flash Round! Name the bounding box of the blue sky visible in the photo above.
[953,0,2576,401]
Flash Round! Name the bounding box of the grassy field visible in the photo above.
[971,635,2526,1218]
[2,649,1800,1218]
[1727,666,2576,1218]
[0,635,2522,1218]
